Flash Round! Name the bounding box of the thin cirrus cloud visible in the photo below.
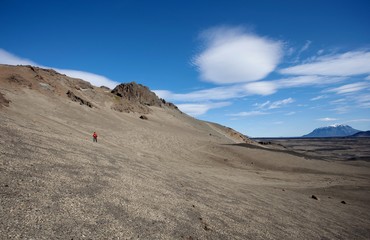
[155,76,344,104]
[310,95,327,101]
[317,117,338,121]
[255,97,295,109]
[176,102,231,116]
[327,82,370,94]
[0,49,119,89]
[227,110,268,117]
[280,51,370,76]
[154,85,246,102]
[228,98,294,118]
[193,26,283,84]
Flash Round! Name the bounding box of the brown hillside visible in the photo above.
[1,64,370,239]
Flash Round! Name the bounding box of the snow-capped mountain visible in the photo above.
[302,124,361,138]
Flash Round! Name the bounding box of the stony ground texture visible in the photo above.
[1,65,370,239]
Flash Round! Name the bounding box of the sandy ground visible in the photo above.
[1,66,370,239]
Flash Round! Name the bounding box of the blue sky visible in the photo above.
[1,0,370,137]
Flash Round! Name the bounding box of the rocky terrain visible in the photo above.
[1,64,370,239]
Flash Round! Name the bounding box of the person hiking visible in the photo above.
[93,132,98,142]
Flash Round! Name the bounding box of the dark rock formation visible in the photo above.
[111,82,180,113]
[7,74,32,88]
[111,82,162,106]
[139,115,148,120]
[100,86,110,91]
[0,91,10,108]
[66,90,93,108]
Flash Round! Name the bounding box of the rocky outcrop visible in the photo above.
[7,74,32,88]
[111,82,180,113]
[66,90,93,108]
[111,82,163,106]
[0,91,10,108]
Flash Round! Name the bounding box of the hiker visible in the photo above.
[93,132,98,142]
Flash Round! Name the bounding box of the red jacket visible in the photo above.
[93,133,97,138]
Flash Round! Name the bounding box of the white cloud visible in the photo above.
[280,51,370,76]
[317,117,338,121]
[54,69,119,89]
[254,100,271,109]
[176,102,231,116]
[330,98,347,104]
[243,81,277,95]
[0,49,38,66]
[227,110,268,117]
[277,75,345,88]
[300,40,312,53]
[285,111,296,115]
[0,48,119,89]
[154,85,246,102]
[327,82,370,94]
[331,106,350,114]
[193,26,283,84]
[310,95,326,101]
[254,98,294,111]
[268,98,295,109]
[346,119,370,123]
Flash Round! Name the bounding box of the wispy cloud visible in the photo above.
[285,111,296,116]
[293,40,312,62]
[330,98,347,104]
[280,51,370,76]
[243,81,277,95]
[155,76,343,104]
[227,110,268,117]
[176,102,231,116]
[300,40,312,53]
[0,49,119,89]
[255,97,294,109]
[193,26,283,84]
[317,117,338,121]
[345,119,370,123]
[331,106,351,114]
[269,98,295,109]
[154,85,245,102]
[366,75,370,80]
[0,49,38,66]
[277,75,346,88]
[327,82,370,94]
[310,95,326,101]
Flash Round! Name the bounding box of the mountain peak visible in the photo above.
[329,124,347,128]
[303,124,360,138]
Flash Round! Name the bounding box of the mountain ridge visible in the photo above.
[302,124,361,138]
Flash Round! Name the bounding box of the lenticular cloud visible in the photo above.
[193,27,283,84]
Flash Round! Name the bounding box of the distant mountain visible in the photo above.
[302,124,361,138]
[351,131,370,137]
